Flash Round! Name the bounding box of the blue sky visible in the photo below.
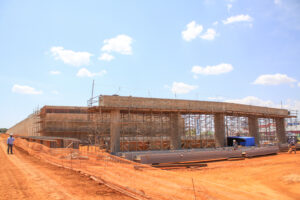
[1,0,300,128]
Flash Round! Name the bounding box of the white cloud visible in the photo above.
[253,73,297,86]
[206,95,300,116]
[49,70,61,75]
[223,14,253,24]
[101,35,133,55]
[171,82,198,94]
[227,4,232,12]
[226,96,300,114]
[12,84,42,95]
[226,96,275,107]
[191,63,233,75]
[283,99,300,114]
[50,46,92,67]
[182,21,203,41]
[200,28,217,40]
[207,95,300,115]
[98,53,114,61]
[298,82,300,87]
[76,68,107,78]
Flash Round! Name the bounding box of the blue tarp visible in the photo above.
[227,136,255,146]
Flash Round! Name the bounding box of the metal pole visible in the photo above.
[91,79,95,100]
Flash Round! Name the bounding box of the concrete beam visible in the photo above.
[248,116,259,145]
[110,109,121,153]
[99,95,289,117]
[275,118,286,144]
[214,113,225,147]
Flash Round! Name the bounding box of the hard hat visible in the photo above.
[10,133,13,136]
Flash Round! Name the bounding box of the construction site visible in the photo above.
[2,95,300,200]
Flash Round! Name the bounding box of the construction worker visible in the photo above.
[7,133,15,154]
[233,139,238,150]
[288,137,296,154]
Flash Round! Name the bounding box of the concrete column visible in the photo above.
[248,116,259,146]
[170,113,183,150]
[214,113,225,147]
[110,109,121,153]
[275,118,286,144]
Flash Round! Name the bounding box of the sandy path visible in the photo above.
[0,140,133,200]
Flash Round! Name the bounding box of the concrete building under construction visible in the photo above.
[8,95,295,153]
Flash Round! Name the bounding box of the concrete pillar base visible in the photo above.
[170,113,183,150]
[214,113,225,147]
[248,116,259,145]
[275,118,286,144]
[110,110,121,153]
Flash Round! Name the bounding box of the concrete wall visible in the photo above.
[8,106,90,141]
[41,112,90,140]
[7,114,36,137]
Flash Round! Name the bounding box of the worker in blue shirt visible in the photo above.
[288,137,297,154]
[7,133,15,154]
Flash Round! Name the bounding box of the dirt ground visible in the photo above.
[172,152,300,200]
[0,140,133,200]
[1,134,300,200]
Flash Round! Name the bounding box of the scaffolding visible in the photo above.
[258,118,277,145]
[87,109,218,152]
[182,113,215,149]
[86,95,300,152]
[32,107,41,137]
[24,94,297,153]
[33,106,92,142]
[87,95,218,152]
[225,116,249,137]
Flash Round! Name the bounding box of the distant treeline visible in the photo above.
[0,128,7,133]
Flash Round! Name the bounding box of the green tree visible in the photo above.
[0,128,8,133]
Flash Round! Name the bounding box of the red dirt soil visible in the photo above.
[1,133,299,200]
[171,153,300,200]
[0,140,133,200]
